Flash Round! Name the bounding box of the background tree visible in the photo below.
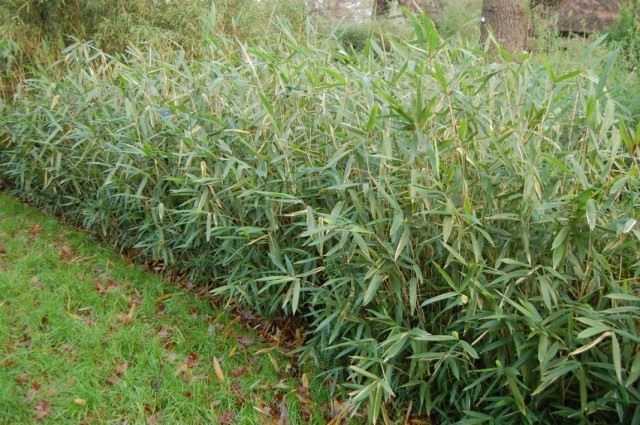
[374,0,391,16]
[374,0,442,18]
[480,0,529,52]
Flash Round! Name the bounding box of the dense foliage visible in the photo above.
[606,0,640,69]
[0,0,306,54]
[1,8,640,425]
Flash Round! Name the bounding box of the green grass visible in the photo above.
[0,192,330,424]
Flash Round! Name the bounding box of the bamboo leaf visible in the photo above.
[586,198,596,231]
[364,272,384,306]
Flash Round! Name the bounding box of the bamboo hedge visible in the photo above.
[1,21,640,423]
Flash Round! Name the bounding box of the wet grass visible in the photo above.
[0,192,329,424]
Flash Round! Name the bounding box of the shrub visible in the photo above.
[1,21,639,424]
[0,0,307,54]
[606,0,640,68]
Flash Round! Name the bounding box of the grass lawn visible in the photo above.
[0,192,330,424]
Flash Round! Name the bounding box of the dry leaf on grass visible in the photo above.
[34,400,51,421]
[28,224,42,236]
[117,296,141,324]
[238,336,254,347]
[230,381,245,400]
[217,411,235,425]
[57,242,76,262]
[146,411,163,425]
[231,367,248,378]
[177,352,199,382]
[184,352,199,368]
[212,356,225,382]
[30,277,44,288]
[95,278,119,295]
[107,362,129,385]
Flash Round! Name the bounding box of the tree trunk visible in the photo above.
[374,0,391,16]
[480,0,529,53]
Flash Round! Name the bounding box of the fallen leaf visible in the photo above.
[326,399,352,425]
[222,317,241,337]
[26,383,41,402]
[156,326,172,340]
[293,327,305,346]
[238,336,254,347]
[115,362,129,375]
[207,323,221,336]
[278,402,290,425]
[217,412,236,425]
[28,224,42,236]
[184,352,199,368]
[15,373,30,385]
[213,357,225,382]
[74,398,87,406]
[154,292,180,304]
[30,277,44,288]
[177,353,199,382]
[296,385,312,406]
[107,362,129,385]
[408,419,433,425]
[57,242,76,262]
[403,400,413,425]
[95,278,119,295]
[146,412,163,425]
[230,381,245,400]
[117,297,140,324]
[267,353,280,373]
[274,380,289,391]
[255,406,272,415]
[231,368,248,378]
[34,400,51,420]
[300,405,312,422]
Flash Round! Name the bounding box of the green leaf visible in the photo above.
[420,291,458,307]
[606,293,640,302]
[442,216,453,243]
[586,198,596,231]
[622,219,637,234]
[413,334,457,342]
[458,340,479,359]
[291,279,301,314]
[612,333,622,384]
[552,227,569,251]
[409,277,417,314]
[577,326,609,339]
[394,227,410,261]
[625,353,640,387]
[506,373,526,416]
[364,272,384,305]
[349,366,381,382]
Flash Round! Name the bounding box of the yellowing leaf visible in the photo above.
[213,357,225,382]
